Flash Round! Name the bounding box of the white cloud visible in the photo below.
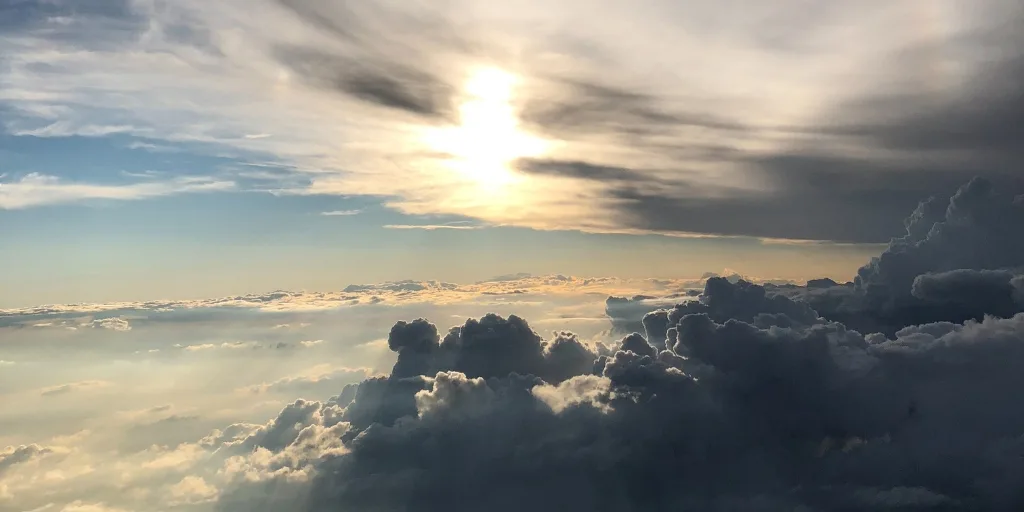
[319,209,362,216]
[532,374,614,413]
[0,274,702,322]
[59,502,129,512]
[0,173,235,210]
[383,224,485,230]
[182,344,218,352]
[39,381,111,397]
[88,318,131,332]
[167,475,218,505]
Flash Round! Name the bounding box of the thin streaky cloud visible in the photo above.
[319,210,363,216]
[39,380,111,397]
[0,173,235,210]
[382,224,485,230]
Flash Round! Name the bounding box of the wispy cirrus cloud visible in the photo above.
[0,173,234,210]
[319,209,362,216]
[382,223,485,230]
[39,380,111,397]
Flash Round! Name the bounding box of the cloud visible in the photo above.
[0,444,52,476]
[210,308,1024,511]
[385,315,598,385]
[39,380,110,397]
[0,173,234,210]
[276,46,456,120]
[773,177,1024,334]
[246,366,372,395]
[269,0,469,120]
[604,294,677,334]
[87,317,131,332]
[382,224,486,230]
[531,374,613,413]
[58,502,130,512]
[319,209,362,216]
[167,476,218,505]
[0,273,694,327]
[195,176,1024,510]
[911,269,1024,318]
[4,177,1023,510]
[4,0,1020,240]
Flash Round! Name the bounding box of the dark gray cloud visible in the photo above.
[207,175,1024,510]
[387,314,596,385]
[609,156,1021,243]
[604,295,666,334]
[271,0,476,119]
[769,178,1024,334]
[215,309,1024,511]
[516,18,1024,243]
[513,152,1019,243]
[912,269,1024,320]
[515,158,657,184]
[520,78,750,139]
[0,444,51,476]
[827,30,1024,164]
[617,332,656,358]
[605,177,1024,336]
[638,276,824,352]
[275,46,456,120]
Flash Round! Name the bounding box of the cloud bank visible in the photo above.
[3,177,1024,510]
[769,177,1024,335]
[11,177,995,511]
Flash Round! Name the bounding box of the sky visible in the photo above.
[3,0,1022,307]
[2,1,1024,511]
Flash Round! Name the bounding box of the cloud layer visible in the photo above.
[2,177,1024,510]
[34,176,1003,511]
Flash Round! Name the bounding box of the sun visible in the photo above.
[422,67,549,188]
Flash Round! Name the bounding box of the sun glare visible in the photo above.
[423,67,549,189]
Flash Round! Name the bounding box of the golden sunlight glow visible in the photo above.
[423,67,549,189]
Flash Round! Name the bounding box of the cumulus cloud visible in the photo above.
[200,307,1023,511]
[185,177,1024,511]
[8,174,1024,511]
[386,315,597,384]
[167,476,218,505]
[0,444,52,476]
[531,374,613,413]
[772,178,1024,334]
[87,317,131,332]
